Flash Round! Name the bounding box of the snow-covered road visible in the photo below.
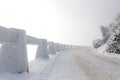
[1,47,120,80]
[46,47,120,80]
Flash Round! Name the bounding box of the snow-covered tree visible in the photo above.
[93,14,120,54]
[93,39,104,48]
[100,26,110,42]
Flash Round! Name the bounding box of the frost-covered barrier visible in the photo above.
[67,45,70,50]
[63,45,67,51]
[48,42,56,54]
[36,39,49,59]
[54,43,60,52]
[93,14,120,54]
[0,26,81,74]
[59,44,64,51]
[0,28,28,73]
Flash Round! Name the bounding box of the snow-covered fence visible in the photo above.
[0,26,81,73]
[0,26,50,73]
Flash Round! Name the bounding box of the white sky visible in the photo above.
[0,0,120,61]
[0,0,120,46]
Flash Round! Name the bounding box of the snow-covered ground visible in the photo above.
[0,47,120,80]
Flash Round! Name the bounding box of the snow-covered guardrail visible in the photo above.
[0,26,80,74]
[0,26,51,73]
[26,35,45,45]
[26,35,49,59]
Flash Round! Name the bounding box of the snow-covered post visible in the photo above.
[72,46,74,49]
[69,45,71,50]
[48,42,56,54]
[72,46,73,49]
[57,43,60,52]
[66,45,70,50]
[36,39,49,59]
[63,45,66,51]
[0,28,28,73]
[54,43,60,52]
[0,26,17,43]
[74,46,76,49]
[62,45,65,51]
[59,44,63,52]
[59,44,63,51]
[67,45,70,50]
[73,46,75,49]
[68,45,70,50]
[76,46,78,49]
[70,45,73,49]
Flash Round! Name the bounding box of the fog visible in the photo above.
[0,0,120,46]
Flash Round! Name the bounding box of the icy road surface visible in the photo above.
[1,47,120,80]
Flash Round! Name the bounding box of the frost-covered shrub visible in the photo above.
[100,26,110,42]
[93,39,104,48]
[93,14,120,54]
[106,28,120,54]
[93,26,109,49]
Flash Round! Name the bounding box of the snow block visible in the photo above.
[0,29,28,73]
[48,42,56,54]
[36,39,49,59]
